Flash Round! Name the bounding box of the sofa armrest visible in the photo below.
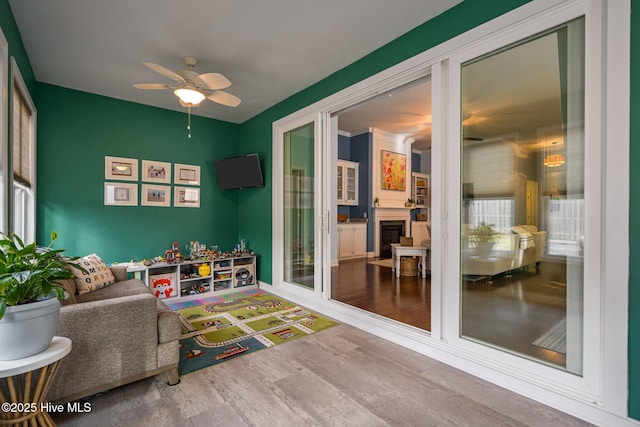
[156,300,181,343]
[49,293,163,402]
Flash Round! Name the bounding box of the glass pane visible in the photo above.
[346,167,356,200]
[284,122,315,289]
[460,19,584,375]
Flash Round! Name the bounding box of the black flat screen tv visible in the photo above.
[214,153,264,190]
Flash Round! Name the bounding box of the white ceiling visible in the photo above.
[338,79,432,149]
[8,0,461,124]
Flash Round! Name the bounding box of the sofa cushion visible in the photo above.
[520,225,538,234]
[75,279,150,303]
[69,254,115,295]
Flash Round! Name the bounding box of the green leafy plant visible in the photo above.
[0,231,82,319]
[466,222,501,244]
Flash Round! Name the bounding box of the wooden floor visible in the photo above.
[331,258,431,330]
[52,323,590,426]
[331,258,567,368]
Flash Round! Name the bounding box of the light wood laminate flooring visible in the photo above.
[52,323,590,426]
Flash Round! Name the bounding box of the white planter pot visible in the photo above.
[476,241,495,259]
[0,293,61,361]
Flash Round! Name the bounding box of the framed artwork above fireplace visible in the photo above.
[381,150,406,191]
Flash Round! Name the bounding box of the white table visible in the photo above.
[0,337,72,426]
[115,261,148,283]
[391,243,429,278]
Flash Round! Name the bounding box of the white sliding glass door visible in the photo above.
[459,18,585,374]
[273,113,325,296]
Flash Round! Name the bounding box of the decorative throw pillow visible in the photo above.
[69,254,115,295]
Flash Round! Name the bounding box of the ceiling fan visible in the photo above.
[134,56,240,138]
[134,56,241,108]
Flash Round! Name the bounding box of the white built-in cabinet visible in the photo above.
[337,160,358,206]
[337,223,367,259]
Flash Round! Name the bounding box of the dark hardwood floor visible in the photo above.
[331,257,568,369]
[331,258,431,331]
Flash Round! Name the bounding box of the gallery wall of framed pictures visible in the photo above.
[104,156,200,208]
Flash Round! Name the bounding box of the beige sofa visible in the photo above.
[48,266,181,403]
[462,225,547,279]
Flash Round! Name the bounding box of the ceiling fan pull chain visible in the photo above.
[187,104,192,138]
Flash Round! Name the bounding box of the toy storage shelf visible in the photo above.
[145,255,257,301]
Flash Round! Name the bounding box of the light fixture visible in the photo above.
[544,141,565,167]
[174,86,205,106]
[174,85,206,138]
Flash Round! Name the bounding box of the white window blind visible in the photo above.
[12,84,31,186]
[11,64,35,244]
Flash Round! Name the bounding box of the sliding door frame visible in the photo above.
[269,0,629,421]
[272,112,325,300]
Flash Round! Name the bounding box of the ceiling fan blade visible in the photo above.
[207,91,241,107]
[197,73,231,90]
[143,62,185,83]
[133,83,171,89]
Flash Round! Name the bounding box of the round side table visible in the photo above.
[0,337,71,426]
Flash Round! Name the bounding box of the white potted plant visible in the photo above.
[466,222,501,259]
[0,231,82,360]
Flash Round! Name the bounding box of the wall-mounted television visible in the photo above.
[213,153,264,190]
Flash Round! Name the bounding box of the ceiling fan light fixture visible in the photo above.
[174,87,205,106]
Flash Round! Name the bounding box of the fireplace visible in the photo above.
[379,220,405,258]
[373,207,410,258]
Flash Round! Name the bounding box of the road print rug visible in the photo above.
[166,288,338,375]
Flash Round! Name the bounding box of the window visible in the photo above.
[11,61,36,244]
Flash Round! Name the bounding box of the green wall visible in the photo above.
[36,83,241,263]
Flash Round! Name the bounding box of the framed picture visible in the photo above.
[104,182,138,206]
[380,150,406,191]
[105,156,138,181]
[141,160,171,184]
[141,184,171,207]
[174,186,200,208]
[174,163,200,186]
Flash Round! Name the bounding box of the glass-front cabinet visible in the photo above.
[337,159,358,206]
